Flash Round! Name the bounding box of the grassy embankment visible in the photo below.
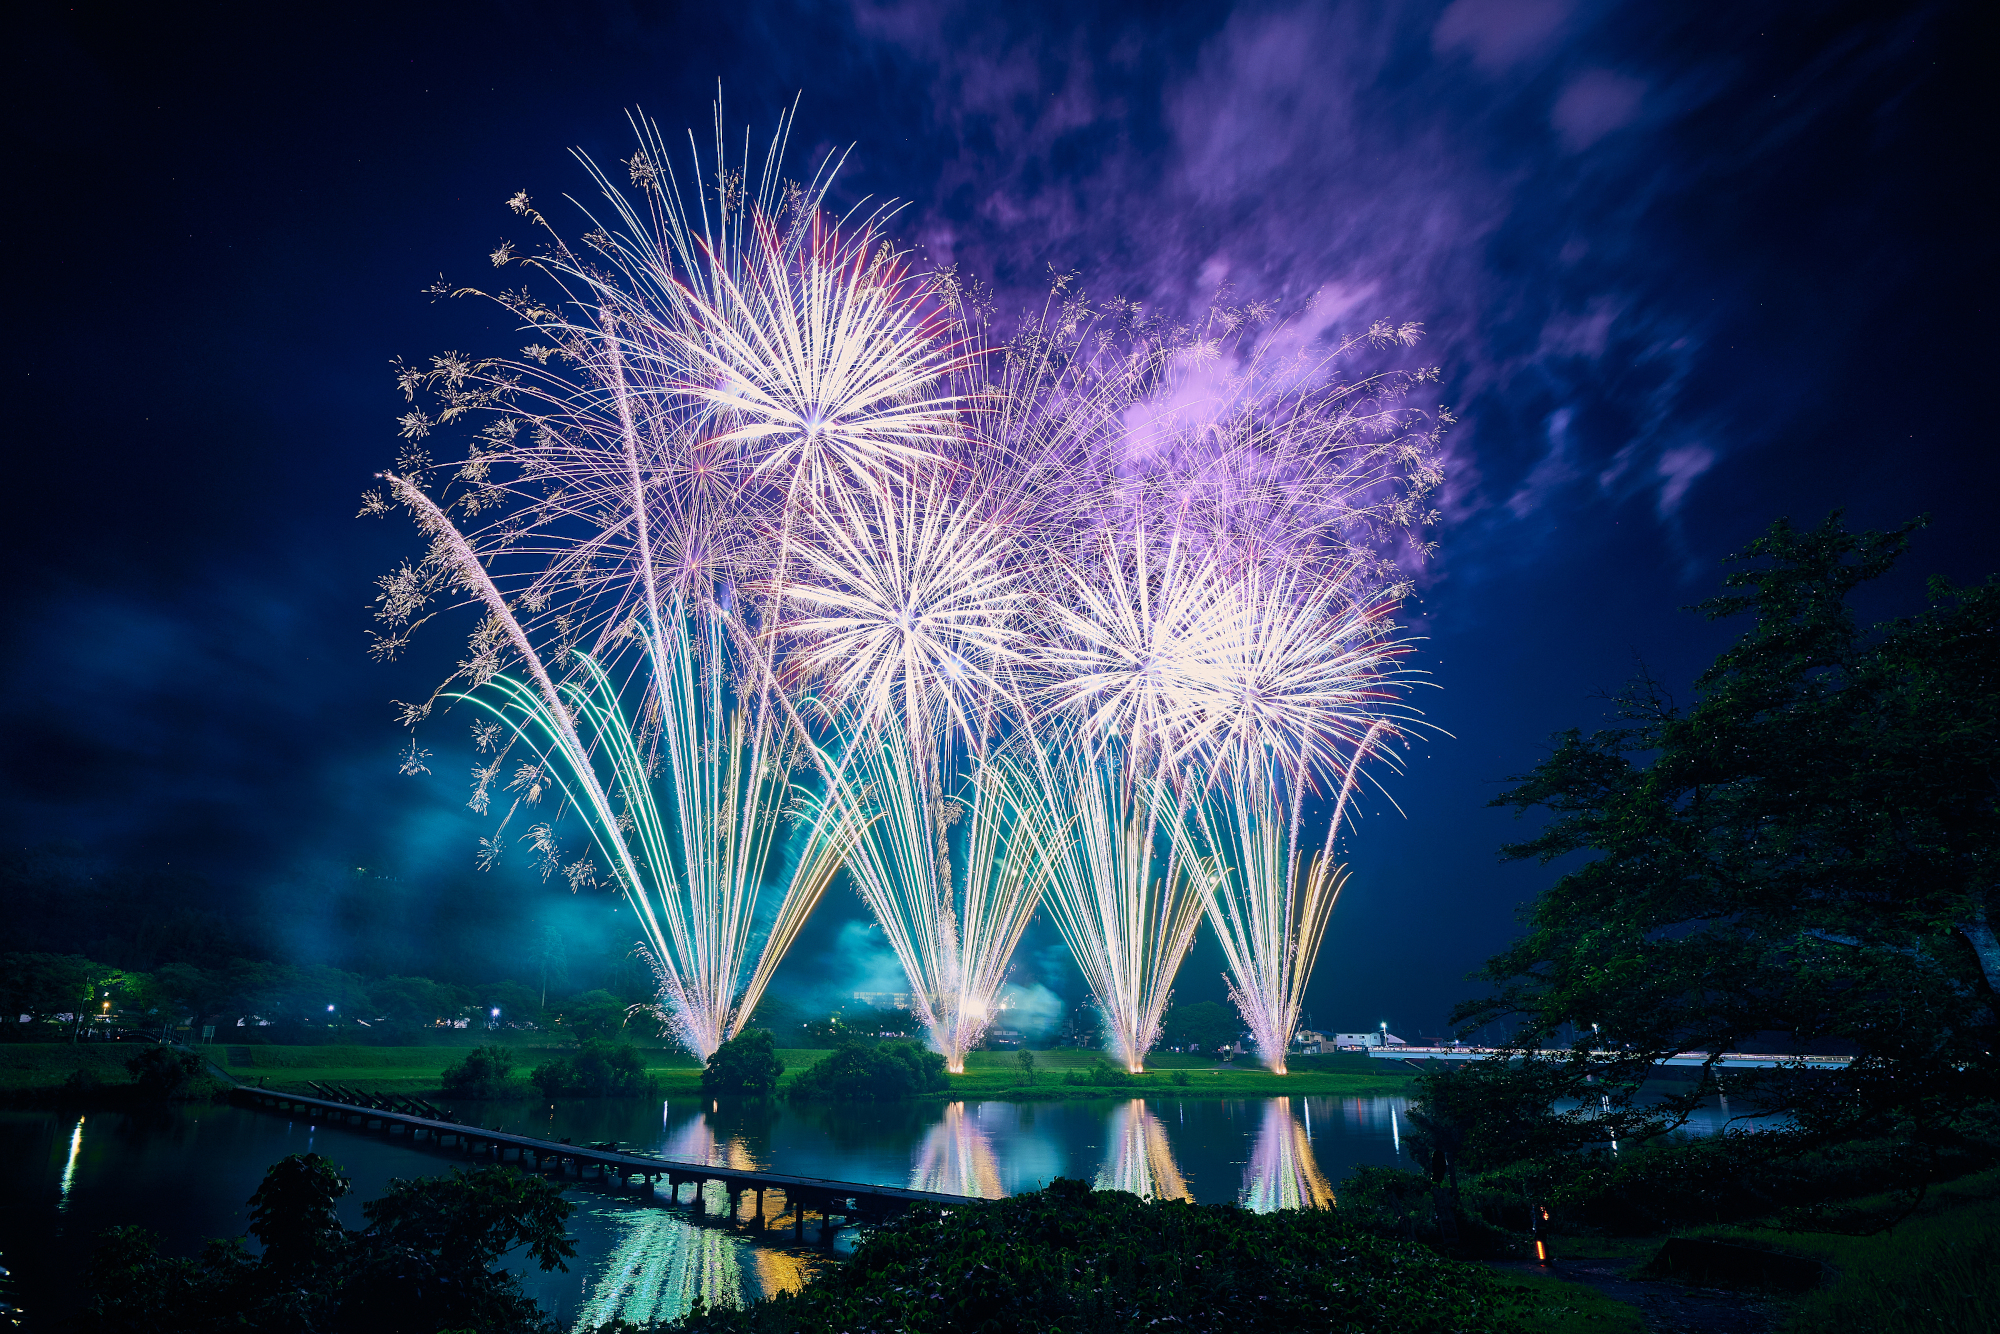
[0,1042,234,1104]
[210,1044,1412,1100]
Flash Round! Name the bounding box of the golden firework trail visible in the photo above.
[1006,744,1204,1074]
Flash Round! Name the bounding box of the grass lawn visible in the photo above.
[1543,1167,2000,1334]
[1711,1168,1999,1334]
[931,1047,1413,1099]
[1487,1272,1646,1334]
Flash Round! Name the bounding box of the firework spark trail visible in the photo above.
[1179,578,1410,1072]
[1008,745,1203,1073]
[460,642,863,1059]
[782,477,1030,756]
[1184,754,1354,1076]
[769,444,1049,1071]
[1040,525,1246,770]
[391,468,864,1060]
[828,721,1043,1072]
[1033,398,1430,1072]
[670,211,966,496]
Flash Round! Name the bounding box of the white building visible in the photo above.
[1331,1031,1407,1050]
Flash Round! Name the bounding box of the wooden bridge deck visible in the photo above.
[230,1084,977,1239]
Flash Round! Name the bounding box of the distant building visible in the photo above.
[1331,1031,1407,1050]
[850,992,914,1011]
[984,1029,1024,1049]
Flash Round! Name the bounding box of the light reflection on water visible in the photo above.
[56,1115,85,1212]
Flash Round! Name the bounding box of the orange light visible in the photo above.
[1535,1240,1548,1262]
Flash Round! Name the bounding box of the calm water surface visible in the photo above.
[10,1084,1740,1329]
[1,1091,1429,1329]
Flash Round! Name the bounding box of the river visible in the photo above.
[0,1091,1432,1329]
[1,1087,1747,1329]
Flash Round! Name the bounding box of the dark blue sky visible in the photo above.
[5,0,1989,1037]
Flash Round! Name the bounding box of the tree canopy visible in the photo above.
[701,1028,785,1095]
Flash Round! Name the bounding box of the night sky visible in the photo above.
[6,0,1990,1039]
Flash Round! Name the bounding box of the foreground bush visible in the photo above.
[786,1040,946,1102]
[441,1043,518,1098]
[660,1178,1531,1334]
[78,1153,574,1334]
[531,1039,650,1098]
[702,1029,784,1096]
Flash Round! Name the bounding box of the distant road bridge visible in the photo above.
[1365,1046,1855,1071]
[229,1084,975,1239]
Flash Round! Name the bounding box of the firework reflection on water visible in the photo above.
[1094,1099,1191,1201]
[910,1101,1004,1199]
[1239,1098,1337,1213]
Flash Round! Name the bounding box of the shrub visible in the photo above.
[441,1044,517,1099]
[1063,1059,1135,1088]
[701,1029,784,1096]
[77,1153,574,1334]
[786,1040,946,1102]
[125,1046,206,1101]
[661,1178,1531,1333]
[530,1040,649,1098]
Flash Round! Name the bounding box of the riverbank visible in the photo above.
[2,1042,1411,1105]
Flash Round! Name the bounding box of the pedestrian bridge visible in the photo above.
[230,1084,976,1239]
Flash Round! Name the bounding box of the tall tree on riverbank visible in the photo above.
[1459,514,1998,1171]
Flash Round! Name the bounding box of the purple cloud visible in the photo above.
[1551,68,1646,149]
[1433,0,1575,72]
